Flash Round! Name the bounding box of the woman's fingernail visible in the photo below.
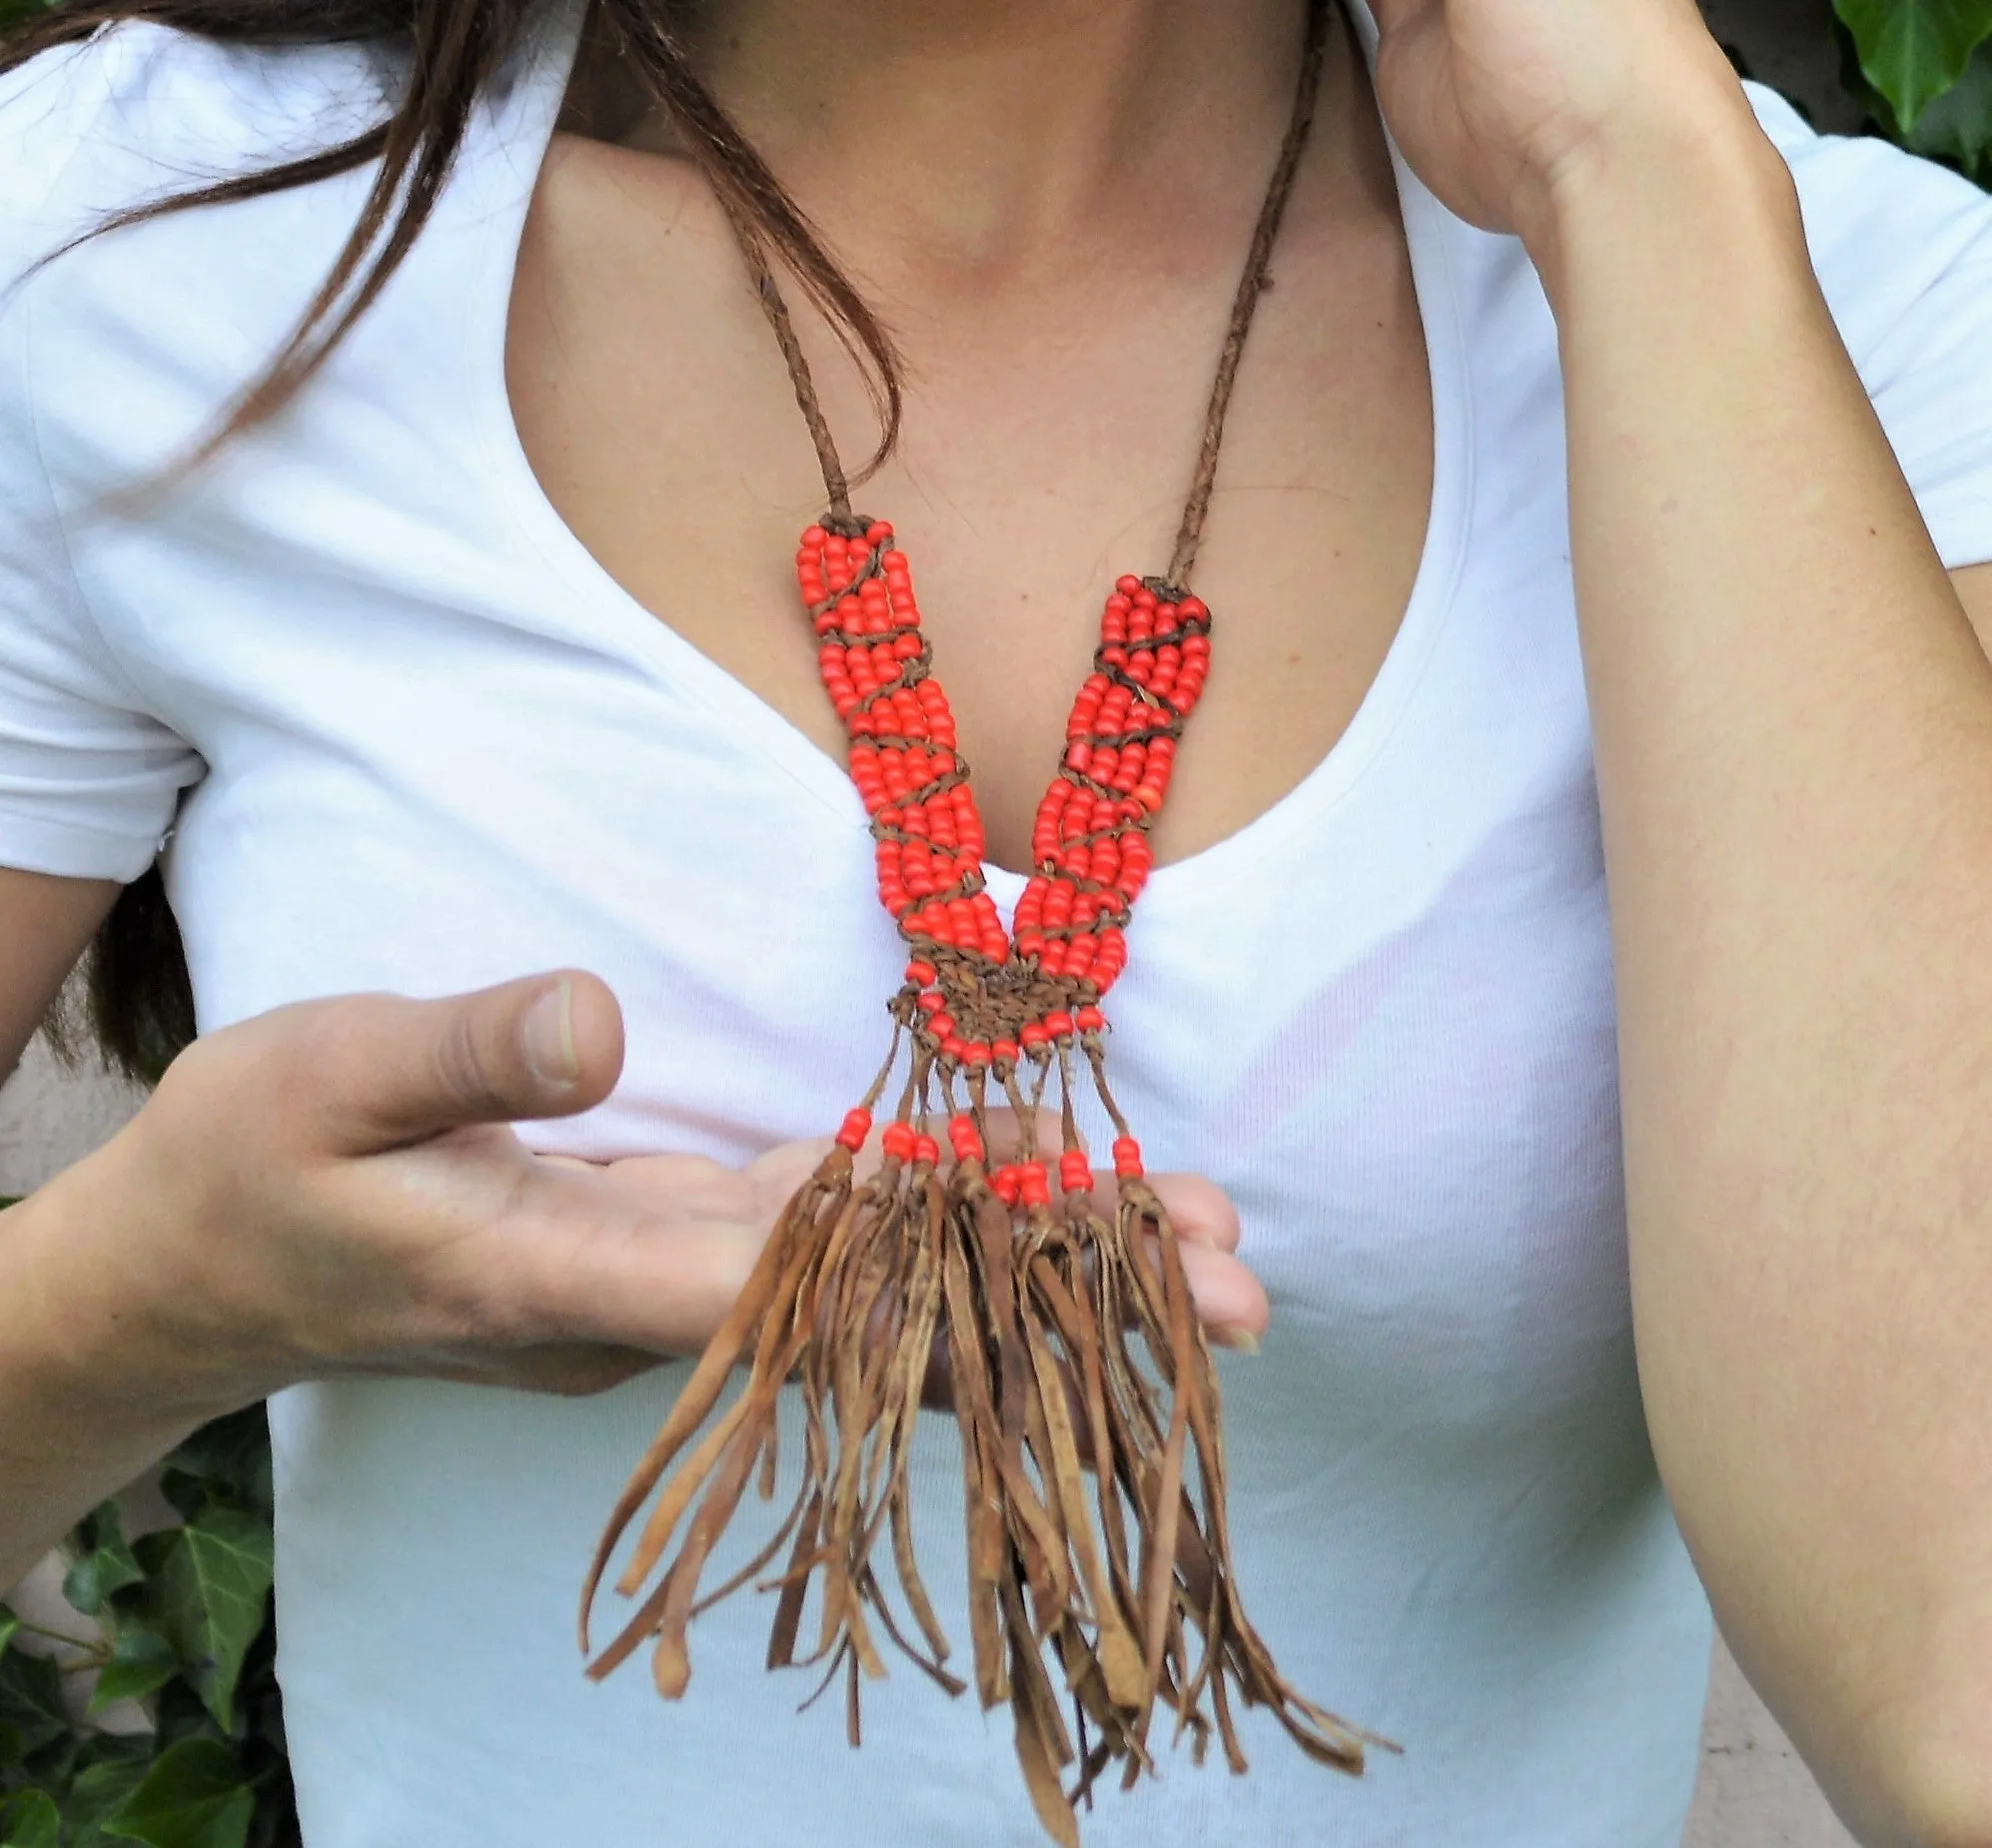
[1211,1327,1261,1356]
[523,980,578,1085]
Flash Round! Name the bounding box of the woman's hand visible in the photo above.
[1366,0,1761,250]
[37,972,1267,1421]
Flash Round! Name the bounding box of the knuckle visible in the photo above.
[429,1004,502,1113]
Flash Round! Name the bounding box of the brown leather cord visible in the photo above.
[732,0,1334,578]
[1167,0,1332,589]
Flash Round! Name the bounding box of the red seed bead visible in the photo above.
[1059,1151,1094,1194]
[928,1012,956,1040]
[1077,1005,1106,1033]
[882,1121,916,1162]
[992,1165,1023,1208]
[906,959,936,987]
[1019,1022,1049,1051]
[835,1107,872,1152]
[948,1113,985,1163]
[912,1133,942,1168]
[1018,1162,1052,1208]
[1044,1010,1075,1041]
[1112,1135,1144,1180]
[992,1038,1020,1067]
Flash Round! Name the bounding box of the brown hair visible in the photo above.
[3,0,899,1083]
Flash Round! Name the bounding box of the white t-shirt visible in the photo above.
[4,6,1990,1843]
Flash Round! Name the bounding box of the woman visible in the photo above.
[2,0,1989,1840]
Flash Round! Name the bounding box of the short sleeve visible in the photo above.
[1748,85,1992,572]
[0,43,204,881]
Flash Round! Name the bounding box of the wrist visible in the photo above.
[8,1142,267,1429]
[1521,79,1806,314]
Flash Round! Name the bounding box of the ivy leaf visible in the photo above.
[1835,0,1992,128]
[66,1502,147,1617]
[149,1506,274,1729]
[90,1624,181,1713]
[0,1790,62,1848]
[0,1644,68,1762]
[159,1411,272,1520]
[68,1748,156,1848]
[100,1740,255,1848]
[1901,36,1992,176]
[148,1679,223,1757]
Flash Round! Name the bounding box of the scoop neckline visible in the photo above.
[465,0,1475,915]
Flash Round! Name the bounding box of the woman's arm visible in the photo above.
[1372,5,1992,1842]
[1552,149,1992,1848]
[1546,134,1992,1848]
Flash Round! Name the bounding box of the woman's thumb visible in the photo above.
[314,971,624,1154]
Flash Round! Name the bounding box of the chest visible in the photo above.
[503,138,1434,872]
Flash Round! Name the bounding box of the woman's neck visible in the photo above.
[574,0,1354,297]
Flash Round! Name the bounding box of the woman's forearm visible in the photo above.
[1539,107,1992,1844]
[0,1165,230,1590]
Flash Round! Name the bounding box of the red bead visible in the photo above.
[835,1107,873,1152]
[911,1133,942,1167]
[1019,1022,1049,1051]
[1112,1135,1144,1180]
[906,959,937,987]
[1059,1151,1093,1194]
[992,1038,1020,1067]
[992,1165,1023,1208]
[1044,1010,1075,1040]
[1018,1162,1052,1208]
[1077,1005,1106,1032]
[882,1121,916,1162]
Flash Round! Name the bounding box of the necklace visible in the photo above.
[582,4,1387,1836]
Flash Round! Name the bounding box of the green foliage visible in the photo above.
[0,1409,295,1848]
[98,1744,255,1848]
[1836,0,1992,129]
